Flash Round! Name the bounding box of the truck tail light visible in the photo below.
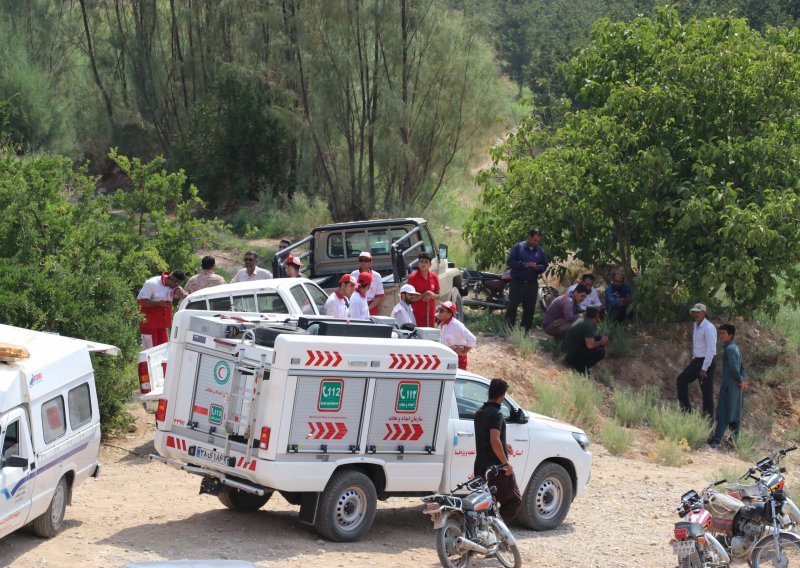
[259,427,271,450]
[156,399,168,422]
[138,361,151,394]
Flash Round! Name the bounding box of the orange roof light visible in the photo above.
[0,342,30,362]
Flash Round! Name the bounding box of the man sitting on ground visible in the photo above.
[564,307,609,374]
[542,284,589,338]
[567,273,602,311]
[605,272,633,323]
[391,284,420,328]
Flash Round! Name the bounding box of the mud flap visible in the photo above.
[299,492,320,525]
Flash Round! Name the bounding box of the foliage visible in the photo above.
[648,403,711,449]
[531,380,567,421]
[564,372,604,431]
[733,431,760,462]
[465,8,800,320]
[597,320,633,357]
[650,438,691,467]
[613,386,659,428]
[505,326,540,357]
[601,421,635,456]
[226,191,331,240]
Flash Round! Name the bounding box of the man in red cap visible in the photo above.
[408,251,440,327]
[349,272,372,320]
[324,274,356,318]
[436,301,476,370]
[351,251,384,315]
[137,269,189,348]
[284,255,303,278]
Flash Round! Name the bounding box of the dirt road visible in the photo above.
[1,402,756,568]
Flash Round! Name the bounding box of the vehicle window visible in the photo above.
[256,292,289,314]
[454,379,512,420]
[345,231,368,258]
[304,283,329,314]
[232,294,257,312]
[208,296,232,311]
[289,285,315,315]
[41,396,66,444]
[327,233,345,259]
[68,383,92,429]
[421,227,436,257]
[185,300,207,310]
[2,420,20,459]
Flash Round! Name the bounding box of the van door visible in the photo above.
[449,378,530,487]
[0,408,34,538]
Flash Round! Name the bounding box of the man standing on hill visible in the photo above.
[677,303,717,417]
[505,229,548,332]
[137,269,188,348]
[710,323,747,448]
[185,256,226,294]
[231,251,273,282]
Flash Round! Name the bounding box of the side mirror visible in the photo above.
[438,244,449,260]
[509,407,528,424]
[3,455,28,469]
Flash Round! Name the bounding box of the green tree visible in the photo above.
[465,8,800,319]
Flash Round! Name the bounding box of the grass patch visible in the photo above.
[564,372,604,431]
[505,325,540,357]
[733,431,760,462]
[531,381,567,421]
[596,320,633,357]
[613,386,659,428]
[601,421,634,456]
[464,310,506,334]
[538,337,563,360]
[648,403,711,449]
[650,438,690,467]
[714,466,744,485]
[592,366,614,387]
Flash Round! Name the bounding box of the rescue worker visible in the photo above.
[324,274,356,318]
[349,272,372,320]
[391,284,420,328]
[408,251,440,327]
[231,251,273,283]
[185,256,226,294]
[351,251,385,315]
[137,270,188,348]
[284,255,303,278]
[436,301,476,370]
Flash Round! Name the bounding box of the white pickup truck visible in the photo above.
[137,278,331,411]
[150,311,592,541]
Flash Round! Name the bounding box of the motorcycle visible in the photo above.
[459,269,558,314]
[421,464,521,568]
[671,480,730,567]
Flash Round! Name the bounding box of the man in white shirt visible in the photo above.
[436,301,477,370]
[567,273,602,311]
[677,302,717,417]
[231,251,273,283]
[391,284,419,328]
[324,274,356,318]
[349,272,372,320]
[351,251,385,315]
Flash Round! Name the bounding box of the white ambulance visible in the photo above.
[151,312,592,541]
[0,324,118,540]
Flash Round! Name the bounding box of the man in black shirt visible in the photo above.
[473,379,522,524]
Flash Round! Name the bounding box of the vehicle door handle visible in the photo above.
[457,431,474,437]
[513,438,528,442]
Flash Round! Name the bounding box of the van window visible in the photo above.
[344,231,368,258]
[256,293,289,314]
[231,294,257,312]
[289,285,314,315]
[327,233,345,258]
[41,396,66,443]
[208,296,233,311]
[68,383,92,429]
[185,300,208,310]
[304,284,329,314]
[2,420,20,460]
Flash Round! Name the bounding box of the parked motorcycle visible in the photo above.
[421,464,521,568]
[670,480,730,567]
[459,269,558,314]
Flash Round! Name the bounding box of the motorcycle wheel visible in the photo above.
[537,286,559,313]
[751,532,800,568]
[677,552,702,568]
[494,530,522,568]
[435,517,472,568]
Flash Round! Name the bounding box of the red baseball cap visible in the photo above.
[285,255,303,268]
[439,301,457,315]
[340,274,357,285]
[357,272,373,286]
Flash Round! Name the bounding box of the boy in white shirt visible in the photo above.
[349,272,372,320]
[324,274,356,318]
[436,301,476,370]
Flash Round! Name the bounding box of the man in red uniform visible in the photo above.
[137,270,188,348]
[407,251,440,328]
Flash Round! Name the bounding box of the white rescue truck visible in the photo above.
[0,325,118,540]
[151,312,592,542]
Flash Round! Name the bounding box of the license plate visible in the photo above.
[193,446,230,466]
[672,540,696,556]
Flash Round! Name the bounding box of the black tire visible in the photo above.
[517,462,573,530]
[314,469,377,542]
[537,286,559,313]
[253,325,306,347]
[450,288,464,320]
[217,486,272,511]
[751,531,800,567]
[32,477,69,538]
[435,516,472,568]
[677,552,702,568]
[494,527,522,568]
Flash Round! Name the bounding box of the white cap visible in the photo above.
[400,284,417,294]
[358,251,372,260]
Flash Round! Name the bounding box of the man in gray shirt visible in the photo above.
[676,302,717,417]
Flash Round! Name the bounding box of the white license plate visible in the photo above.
[193,446,230,466]
[672,540,696,556]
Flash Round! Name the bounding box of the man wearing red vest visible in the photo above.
[137,270,188,348]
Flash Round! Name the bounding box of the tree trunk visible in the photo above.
[79,0,114,120]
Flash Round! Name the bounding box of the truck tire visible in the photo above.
[517,462,573,530]
[314,469,377,542]
[32,476,69,538]
[217,486,272,511]
[450,288,464,320]
[253,325,306,347]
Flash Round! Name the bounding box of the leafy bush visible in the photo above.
[613,386,659,428]
[650,438,690,467]
[596,320,633,357]
[565,372,604,431]
[531,381,566,421]
[601,421,634,456]
[648,403,711,449]
[733,432,760,463]
[227,191,331,240]
[505,325,539,357]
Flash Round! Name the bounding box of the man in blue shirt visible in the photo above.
[710,323,747,448]
[505,229,548,332]
[605,272,633,323]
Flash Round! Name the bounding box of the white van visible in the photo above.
[0,325,118,539]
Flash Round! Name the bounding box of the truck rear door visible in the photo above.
[0,408,34,538]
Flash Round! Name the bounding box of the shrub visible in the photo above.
[601,421,634,456]
[591,366,614,387]
[733,432,760,462]
[464,310,506,334]
[613,386,659,428]
[648,403,711,449]
[650,438,690,467]
[505,325,539,357]
[531,381,567,421]
[565,372,604,431]
[596,320,633,357]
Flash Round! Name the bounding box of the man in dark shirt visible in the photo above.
[474,379,522,524]
[605,272,633,323]
[564,307,609,374]
[505,229,549,332]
